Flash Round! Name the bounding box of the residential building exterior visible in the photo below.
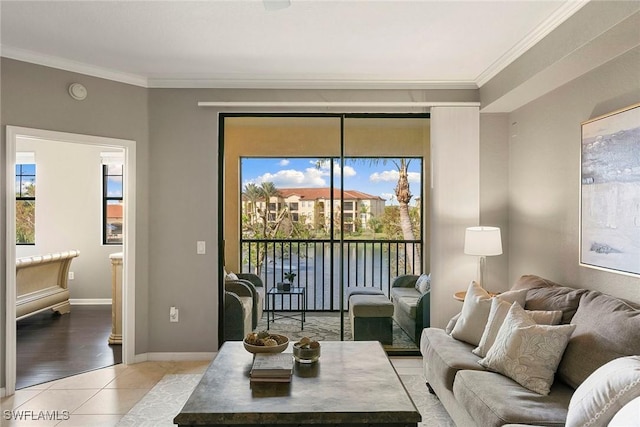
[243,187,385,233]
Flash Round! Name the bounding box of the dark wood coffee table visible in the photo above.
[174,341,420,427]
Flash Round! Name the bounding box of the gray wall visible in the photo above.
[479,113,510,291]
[507,46,640,302]
[0,59,151,384]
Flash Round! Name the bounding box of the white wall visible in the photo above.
[15,138,123,300]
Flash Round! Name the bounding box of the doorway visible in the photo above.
[4,126,137,396]
[219,114,429,347]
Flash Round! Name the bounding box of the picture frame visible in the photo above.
[580,103,640,276]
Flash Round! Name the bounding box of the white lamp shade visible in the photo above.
[464,226,502,256]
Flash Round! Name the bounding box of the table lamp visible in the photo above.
[464,226,502,290]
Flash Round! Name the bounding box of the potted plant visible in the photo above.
[283,271,296,291]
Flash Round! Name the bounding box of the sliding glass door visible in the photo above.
[221,114,429,348]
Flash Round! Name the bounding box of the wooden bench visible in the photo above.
[16,250,80,321]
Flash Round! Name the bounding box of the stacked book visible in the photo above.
[250,352,294,383]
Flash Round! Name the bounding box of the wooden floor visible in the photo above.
[16,305,122,389]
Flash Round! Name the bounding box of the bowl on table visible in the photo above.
[243,333,289,354]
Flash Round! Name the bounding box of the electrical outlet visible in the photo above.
[196,241,206,255]
[68,272,75,280]
[170,306,179,322]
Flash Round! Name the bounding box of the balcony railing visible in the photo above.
[241,238,422,311]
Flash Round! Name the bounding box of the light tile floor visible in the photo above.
[2,357,423,426]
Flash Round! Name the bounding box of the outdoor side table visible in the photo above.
[266,287,306,330]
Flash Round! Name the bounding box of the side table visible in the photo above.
[453,290,499,301]
[266,287,306,330]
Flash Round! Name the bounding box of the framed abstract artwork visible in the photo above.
[580,103,640,276]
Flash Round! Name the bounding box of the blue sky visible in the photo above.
[241,157,422,205]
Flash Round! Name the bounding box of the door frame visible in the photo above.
[4,126,137,395]
[217,112,429,344]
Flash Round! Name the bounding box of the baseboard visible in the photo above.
[69,298,112,305]
[133,352,216,363]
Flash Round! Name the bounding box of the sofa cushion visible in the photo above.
[566,356,640,427]
[451,281,527,346]
[349,294,394,318]
[391,287,420,300]
[557,291,640,389]
[511,274,565,291]
[396,296,417,318]
[479,302,575,395]
[391,287,420,319]
[453,370,573,427]
[473,298,562,357]
[511,275,587,324]
[420,328,485,391]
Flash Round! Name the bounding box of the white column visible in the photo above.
[430,106,480,328]
[109,252,123,345]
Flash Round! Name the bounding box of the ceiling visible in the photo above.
[0,0,588,89]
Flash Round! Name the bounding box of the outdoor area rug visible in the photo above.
[117,373,454,427]
[256,314,418,353]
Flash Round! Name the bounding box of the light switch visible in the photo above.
[197,241,206,255]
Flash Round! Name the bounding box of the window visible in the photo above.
[289,202,299,211]
[103,163,124,244]
[343,201,354,211]
[16,161,36,245]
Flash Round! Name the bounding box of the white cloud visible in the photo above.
[247,167,328,188]
[369,169,420,183]
[278,159,290,166]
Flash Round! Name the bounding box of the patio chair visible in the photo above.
[227,273,264,329]
[224,280,253,341]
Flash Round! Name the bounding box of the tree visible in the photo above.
[392,158,421,271]
[242,182,262,227]
[16,183,36,244]
[260,181,280,234]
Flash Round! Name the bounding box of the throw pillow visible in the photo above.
[566,356,640,427]
[225,269,239,281]
[414,274,431,294]
[473,298,562,357]
[445,312,461,334]
[479,302,576,395]
[450,281,527,346]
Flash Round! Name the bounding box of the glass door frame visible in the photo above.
[217,112,430,345]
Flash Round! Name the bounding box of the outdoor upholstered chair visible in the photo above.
[223,280,254,341]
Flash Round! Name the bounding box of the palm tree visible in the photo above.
[392,158,421,272]
[260,181,280,233]
[242,183,262,227]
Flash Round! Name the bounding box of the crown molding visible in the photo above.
[0,45,149,87]
[0,45,477,90]
[475,0,590,87]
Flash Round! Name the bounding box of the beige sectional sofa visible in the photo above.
[421,275,640,427]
